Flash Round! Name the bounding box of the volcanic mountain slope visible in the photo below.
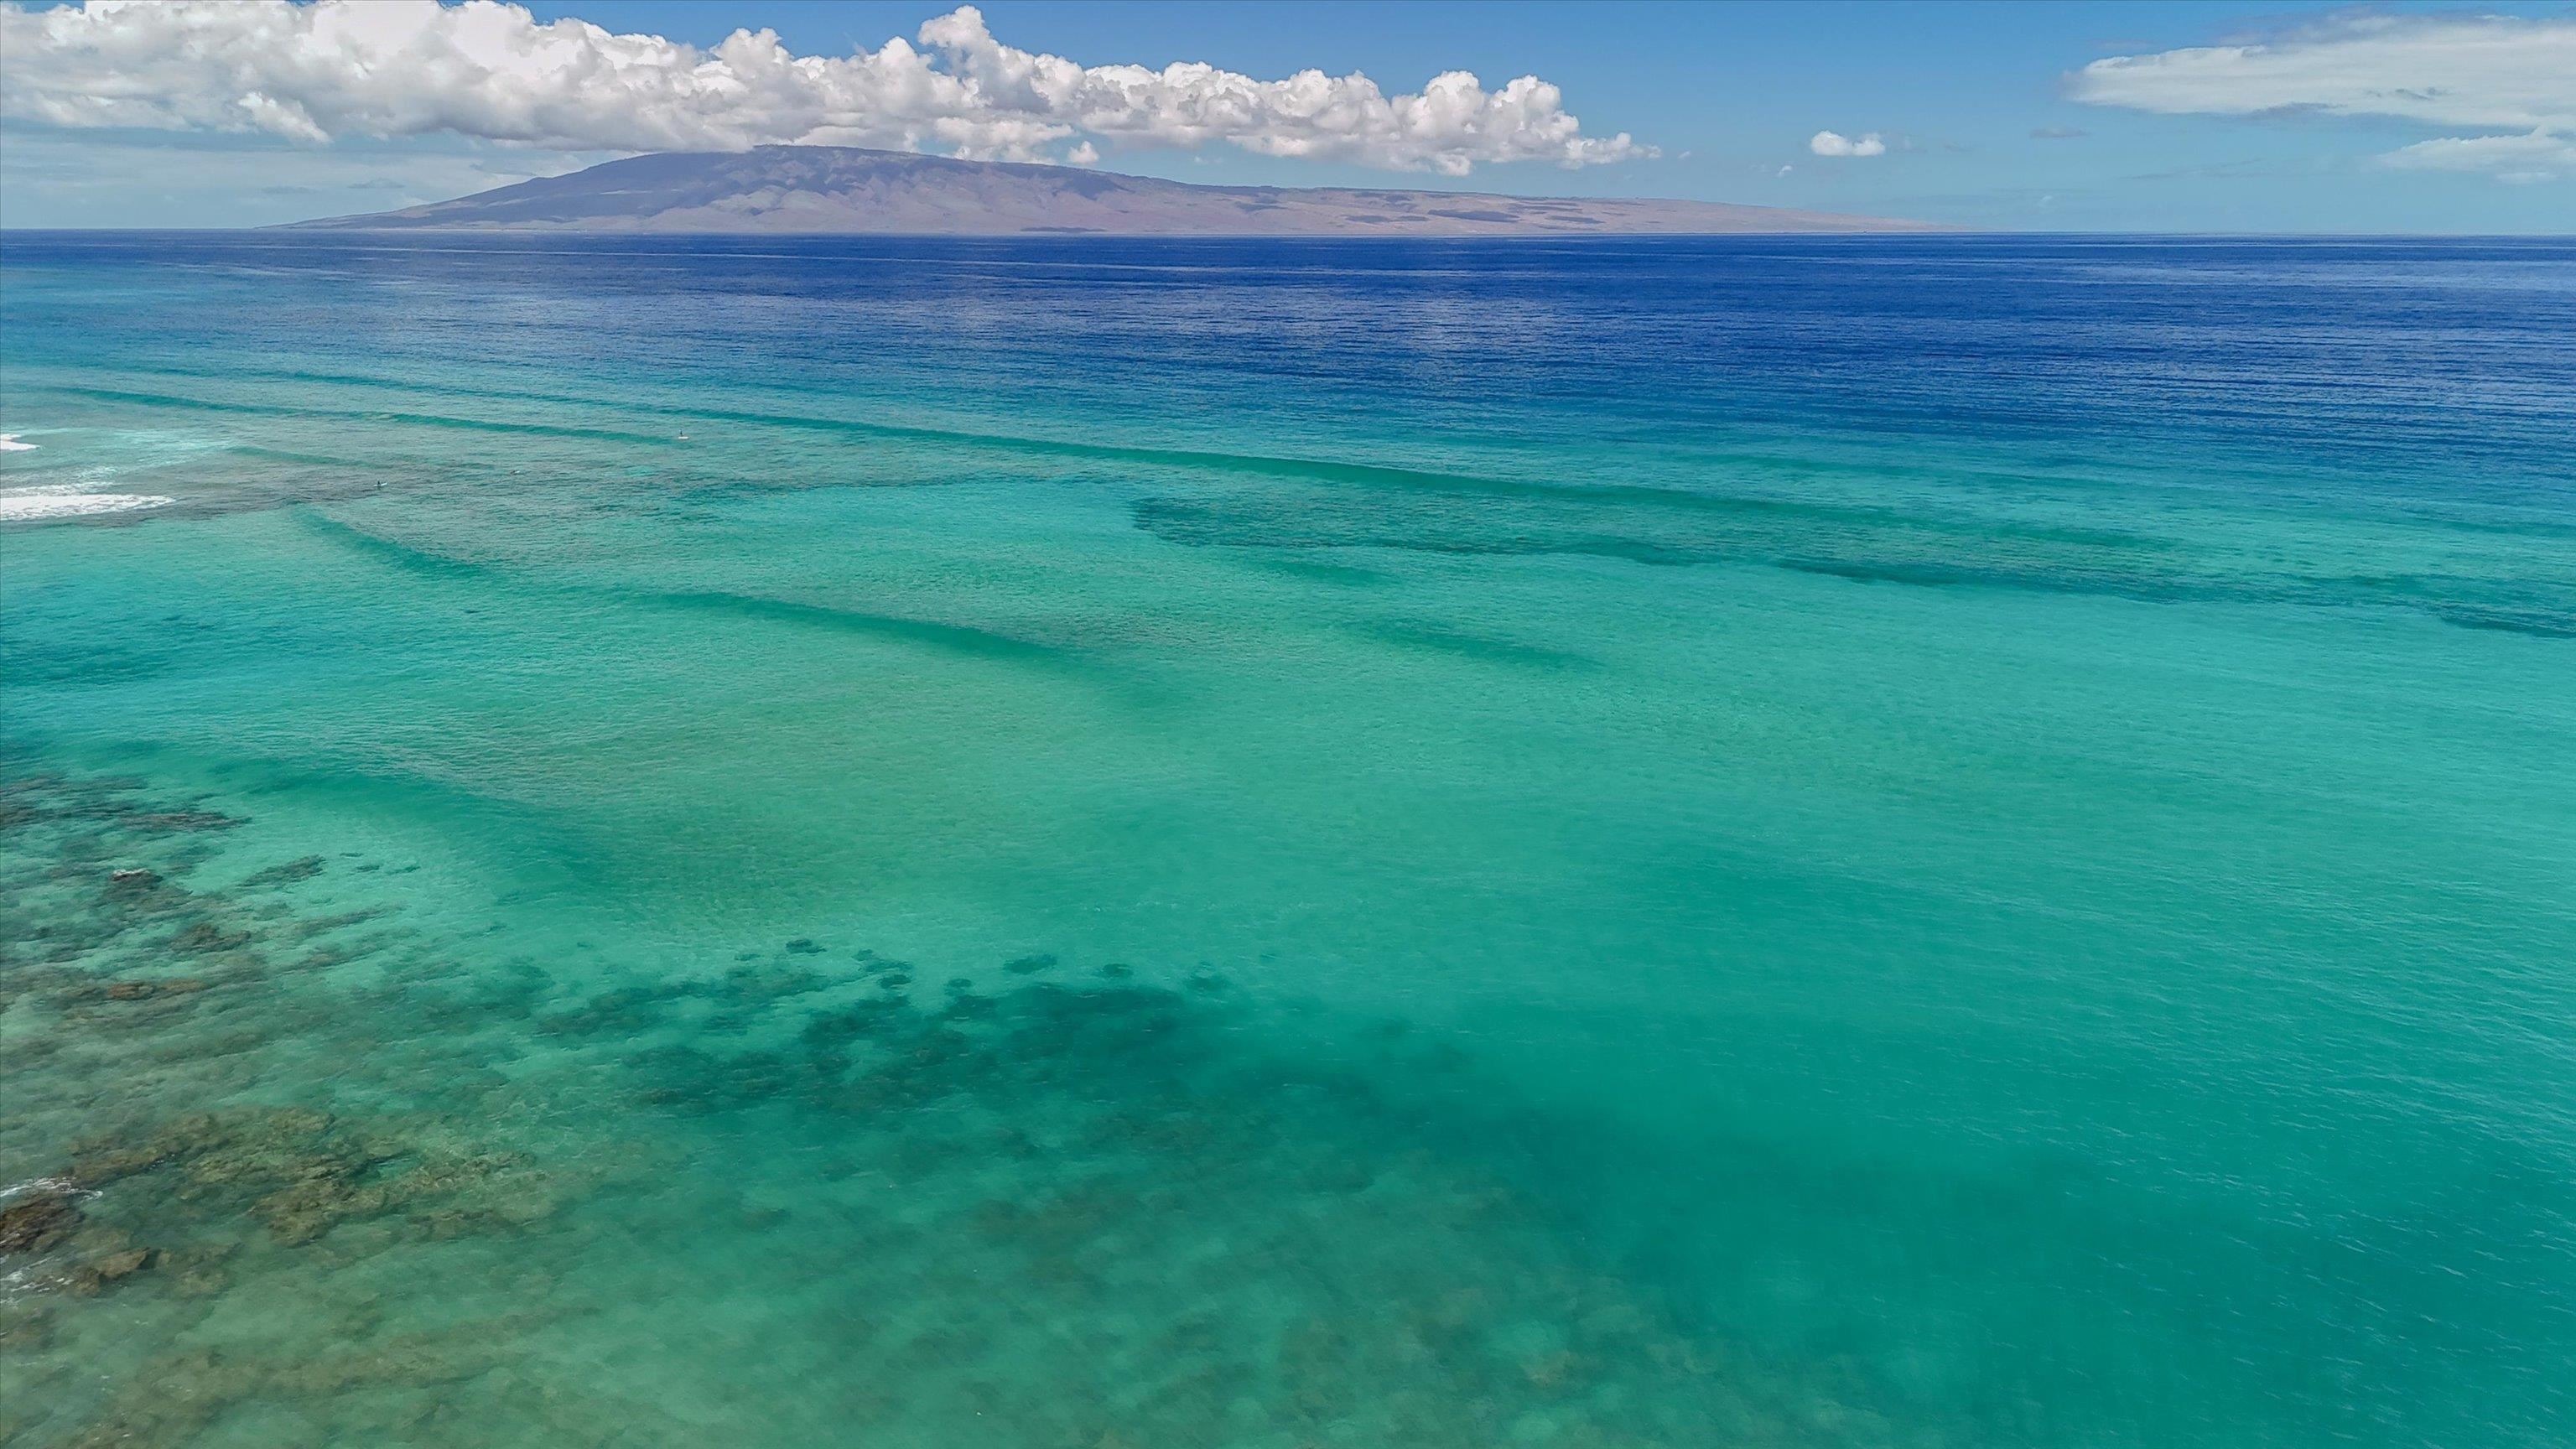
[284,147,1938,236]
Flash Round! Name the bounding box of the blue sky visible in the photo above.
[3,0,2570,232]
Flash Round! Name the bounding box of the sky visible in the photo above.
[1,0,2570,233]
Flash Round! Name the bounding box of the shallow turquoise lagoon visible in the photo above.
[3,233,2572,1446]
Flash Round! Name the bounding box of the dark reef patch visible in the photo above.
[3,762,1918,1449]
[238,854,327,888]
[1361,620,1598,670]
[1132,480,2576,636]
[636,589,1068,664]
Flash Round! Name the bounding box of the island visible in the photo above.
[280,145,1939,236]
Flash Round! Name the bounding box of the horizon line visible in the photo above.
[4,227,2571,240]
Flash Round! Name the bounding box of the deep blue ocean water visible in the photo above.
[3,232,2573,1447]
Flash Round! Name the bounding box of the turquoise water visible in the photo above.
[3,233,2572,1447]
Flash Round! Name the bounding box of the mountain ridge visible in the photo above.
[281,147,1940,236]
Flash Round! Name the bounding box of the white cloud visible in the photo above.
[1809,130,1885,158]
[2381,127,2576,185]
[2068,15,2576,184]
[0,0,1651,174]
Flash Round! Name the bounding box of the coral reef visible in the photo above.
[3,766,1900,1448]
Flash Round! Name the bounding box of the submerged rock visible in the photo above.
[169,921,254,955]
[68,1141,177,1187]
[719,960,825,1002]
[51,1106,567,1251]
[534,986,667,1037]
[65,1247,156,1296]
[0,1189,84,1254]
[238,854,325,887]
[102,978,207,1002]
[123,808,243,834]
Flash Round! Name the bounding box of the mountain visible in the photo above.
[282,147,1935,236]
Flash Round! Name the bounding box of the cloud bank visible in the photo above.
[2380,128,2576,186]
[1809,130,1885,158]
[2068,15,2576,182]
[0,0,1650,174]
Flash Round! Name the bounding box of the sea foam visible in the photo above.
[0,485,174,520]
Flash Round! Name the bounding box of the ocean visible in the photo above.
[3,231,2570,1447]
